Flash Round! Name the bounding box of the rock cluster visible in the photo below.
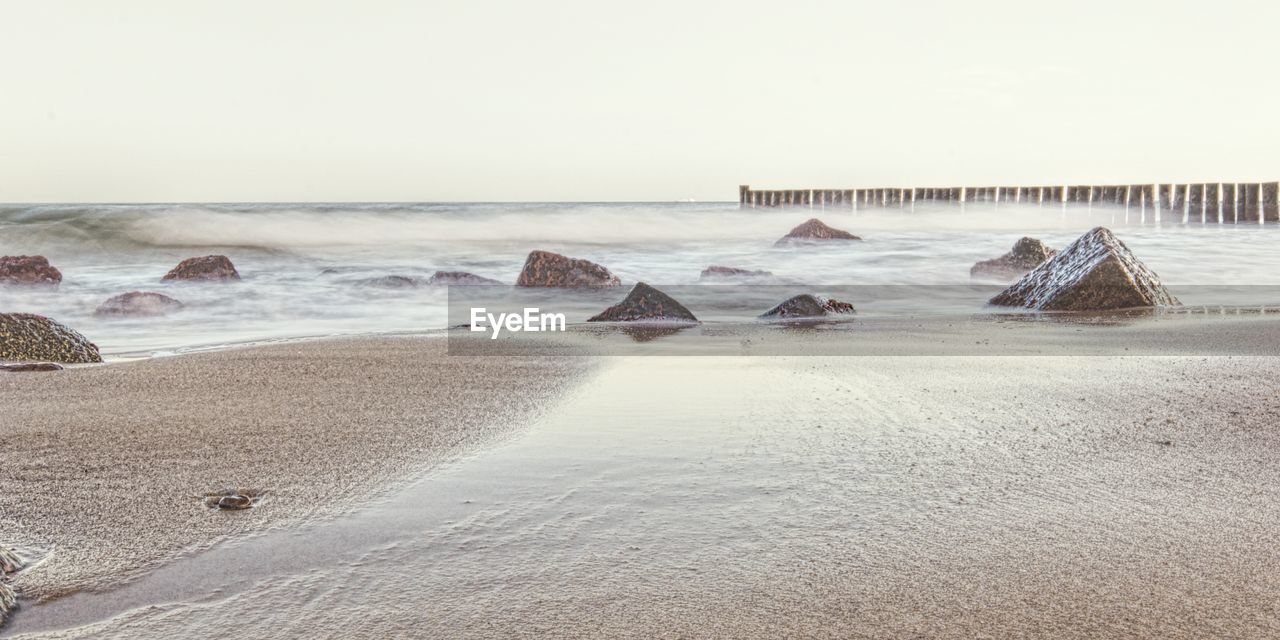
[161,255,240,282]
[774,219,861,246]
[0,313,103,363]
[588,283,698,323]
[989,227,1179,311]
[94,291,184,317]
[760,294,856,319]
[0,255,62,287]
[516,250,620,287]
[971,237,1057,279]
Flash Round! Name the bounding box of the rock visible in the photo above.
[0,546,22,574]
[0,255,62,287]
[0,581,15,625]
[0,362,64,372]
[0,313,102,363]
[588,283,698,323]
[202,487,266,511]
[354,275,420,289]
[971,237,1057,279]
[760,294,856,319]
[425,271,503,285]
[161,255,240,282]
[989,227,1180,311]
[774,218,862,246]
[699,265,774,280]
[94,291,184,317]
[515,250,620,288]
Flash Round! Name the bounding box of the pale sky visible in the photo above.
[3,0,1279,202]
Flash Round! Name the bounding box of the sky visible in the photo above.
[2,0,1279,202]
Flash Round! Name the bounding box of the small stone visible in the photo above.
[587,283,698,323]
[354,275,420,289]
[699,266,773,280]
[0,546,23,574]
[0,581,15,625]
[161,255,240,282]
[0,362,64,372]
[425,271,503,285]
[202,487,266,511]
[971,238,1057,279]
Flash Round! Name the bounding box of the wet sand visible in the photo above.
[0,337,596,603]
[7,319,1280,638]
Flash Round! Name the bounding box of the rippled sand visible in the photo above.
[7,324,1280,639]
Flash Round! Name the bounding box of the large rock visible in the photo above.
[515,250,620,288]
[588,283,698,323]
[774,218,861,246]
[94,291,184,317]
[971,237,1057,279]
[699,265,773,280]
[161,255,240,282]
[0,313,103,363]
[0,581,15,626]
[426,271,503,285]
[760,294,856,319]
[989,227,1179,311]
[0,255,62,287]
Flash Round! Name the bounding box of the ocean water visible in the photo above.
[2,201,1280,357]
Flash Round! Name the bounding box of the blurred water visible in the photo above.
[2,201,1279,357]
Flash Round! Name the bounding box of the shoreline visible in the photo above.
[0,336,599,609]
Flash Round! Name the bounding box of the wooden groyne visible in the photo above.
[738,183,1280,223]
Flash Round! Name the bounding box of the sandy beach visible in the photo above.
[4,318,1280,638]
[0,337,596,604]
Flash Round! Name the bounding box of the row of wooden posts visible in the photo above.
[738,183,1280,223]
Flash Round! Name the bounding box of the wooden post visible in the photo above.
[1263,182,1279,222]
[739,185,749,208]
[1243,183,1261,223]
[1205,183,1221,223]
[1221,183,1237,222]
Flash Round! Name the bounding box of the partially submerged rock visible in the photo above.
[971,237,1057,279]
[774,218,861,246]
[161,255,240,282]
[588,283,698,323]
[0,362,64,372]
[94,291,184,317]
[0,546,22,574]
[516,250,620,287]
[989,227,1179,311]
[0,255,62,287]
[354,275,420,289]
[699,265,773,280]
[425,271,503,285]
[760,294,856,319]
[203,487,266,511]
[0,313,102,363]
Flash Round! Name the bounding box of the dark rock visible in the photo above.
[588,283,698,323]
[516,250,620,288]
[0,313,102,363]
[161,255,240,282]
[425,271,503,285]
[203,487,266,511]
[989,227,1180,311]
[354,275,420,289]
[0,546,22,574]
[94,291,184,317]
[774,218,862,246]
[0,362,64,372]
[760,294,856,319]
[971,237,1057,279]
[0,255,62,287]
[699,265,774,280]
